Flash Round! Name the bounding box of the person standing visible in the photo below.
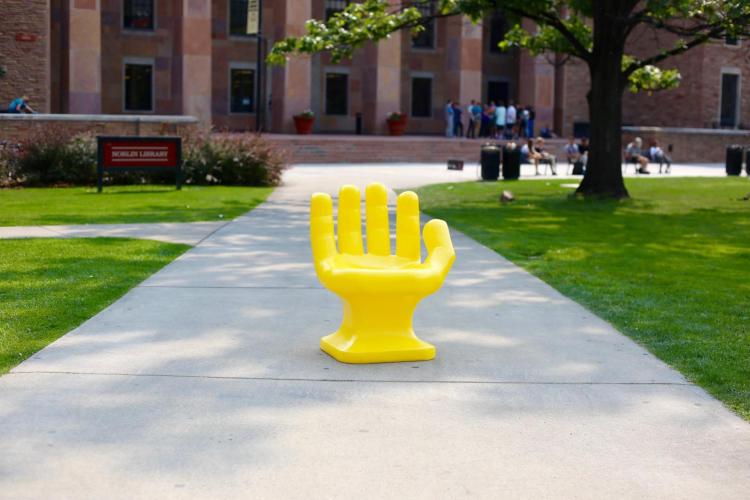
[479,105,490,138]
[506,100,517,138]
[518,105,528,139]
[471,100,482,138]
[453,102,464,138]
[494,101,506,139]
[444,99,454,138]
[487,102,497,138]
[466,100,477,138]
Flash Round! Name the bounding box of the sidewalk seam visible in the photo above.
[193,220,231,246]
[8,370,693,386]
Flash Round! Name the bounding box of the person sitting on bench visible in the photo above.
[649,140,672,174]
[520,139,533,164]
[625,137,650,174]
[564,136,580,163]
[533,137,557,176]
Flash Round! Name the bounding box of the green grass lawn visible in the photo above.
[0,185,273,226]
[0,238,189,374]
[415,177,750,419]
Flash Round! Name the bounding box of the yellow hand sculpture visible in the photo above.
[310,182,456,363]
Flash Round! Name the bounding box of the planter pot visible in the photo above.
[387,118,407,136]
[293,116,314,135]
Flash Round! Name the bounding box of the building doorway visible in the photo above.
[720,72,740,128]
[487,81,509,105]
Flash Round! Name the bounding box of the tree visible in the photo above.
[268,0,750,198]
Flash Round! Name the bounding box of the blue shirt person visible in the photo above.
[7,96,35,114]
[444,100,454,137]
[452,103,464,137]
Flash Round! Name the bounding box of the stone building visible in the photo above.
[0,0,747,136]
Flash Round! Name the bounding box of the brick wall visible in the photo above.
[623,126,750,163]
[0,0,50,113]
[623,33,750,129]
[262,133,566,164]
[0,114,199,143]
[266,129,740,164]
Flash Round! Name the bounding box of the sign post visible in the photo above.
[97,136,182,193]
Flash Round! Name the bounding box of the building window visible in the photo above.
[720,72,740,128]
[325,73,348,115]
[229,0,251,36]
[230,68,256,113]
[411,2,435,49]
[411,77,432,117]
[123,0,155,30]
[489,10,508,53]
[325,0,349,21]
[124,62,153,112]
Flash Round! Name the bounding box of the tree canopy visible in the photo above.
[268,0,748,94]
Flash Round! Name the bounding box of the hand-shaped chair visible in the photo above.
[310,182,455,363]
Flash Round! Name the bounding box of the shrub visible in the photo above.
[1,129,285,188]
[7,126,97,186]
[0,141,22,187]
[183,134,286,187]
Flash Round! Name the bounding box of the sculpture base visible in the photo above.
[320,330,435,364]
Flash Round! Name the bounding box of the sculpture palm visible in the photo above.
[310,182,455,363]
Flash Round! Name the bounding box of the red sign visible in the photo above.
[97,136,182,192]
[15,33,39,43]
[100,138,180,169]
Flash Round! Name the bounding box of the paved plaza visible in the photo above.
[1,165,749,498]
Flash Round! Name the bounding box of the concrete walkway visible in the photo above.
[1,165,749,499]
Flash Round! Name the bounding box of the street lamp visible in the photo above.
[247,0,264,132]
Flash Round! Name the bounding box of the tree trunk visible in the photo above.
[576,1,632,199]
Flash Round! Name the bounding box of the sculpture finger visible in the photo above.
[310,192,337,262]
[337,184,364,255]
[423,219,456,275]
[366,182,391,256]
[396,191,421,261]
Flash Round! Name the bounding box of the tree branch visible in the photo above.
[623,26,724,77]
[503,5,592,63]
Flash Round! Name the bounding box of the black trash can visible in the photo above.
[480,144,500,181]
[502,144,521,180]
[726,145,743,176]
[745,148,750,176]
